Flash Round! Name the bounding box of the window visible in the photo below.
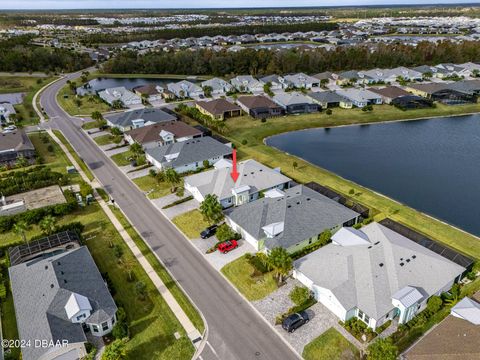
[102,322,109,331]
[358,310,364,319]
[92,325,99,333]
[76,313,86,321]
[364,314,370,324]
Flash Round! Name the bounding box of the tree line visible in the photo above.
[81,22,338,44]
[0,36,93,73]
[101,40,480,77]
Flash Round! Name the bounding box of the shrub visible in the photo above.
[241,139,248,145]
[215,224,240,242]
[367,338,398,360]
[326,108,333,115]
[261,118,267,123]
[353,223,362,229]
[0,282,6,300]
[112,321,129,339]
[426,296,443,314]
[113,245,124,259]
[135,281,147,300]
[289,286,310,306]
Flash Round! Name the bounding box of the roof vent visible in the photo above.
[412,255,416,259]
[406,259,411,263]
[50,284,54,288]
[306,198,311,201]
[400,262,405,266]
[64,279,68,284]
[287,205,292,208]
[57,262,61,265]
[296,201,300,205]
[368,246,372,249]
[374,241,380,245]
[379,263,384,267]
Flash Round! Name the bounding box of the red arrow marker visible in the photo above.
[230,148,239,182]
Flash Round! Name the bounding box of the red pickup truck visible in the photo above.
[217,240,238,254]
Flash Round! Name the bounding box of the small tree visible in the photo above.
[111,127,122,136]
[199,194,224,225]
[318,229,332,246]
[267,247,292,285]
[102,338,128,360]
[111,100,124,110]
[367,338,398,360]
[113,244,124,260]
[215,224,238,242]
[91,111,104,126]
[202,159,210,169]
[164,168,180,192]
[13,221,29,243]
[289,285,310,306]
[292,161,298,171]
[129,143,143,160]
[203,85,213,97]
[39,215,57,236]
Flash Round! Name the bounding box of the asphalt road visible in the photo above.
[39,72,300,360]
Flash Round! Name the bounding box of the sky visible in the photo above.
[0,0,478,10]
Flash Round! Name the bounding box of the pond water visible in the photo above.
[266,114,480,236]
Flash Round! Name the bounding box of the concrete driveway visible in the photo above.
[151,192,200,219]
[253,278,359,354]
[193,236,255,270]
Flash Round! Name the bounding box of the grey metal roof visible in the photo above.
[294,222,465,320]
[105,108,176,128]
[0,92,25,105]
[146,136,232,169]
[184,159,291,201]
[9,247,117,360]
[225,185,359,250]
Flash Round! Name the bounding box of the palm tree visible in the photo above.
[13,221,29,243]
[39,215,57,236]
[199,194,224,225]
[129,143,143,160]
[267,247,292,285]
[164,168,180,193]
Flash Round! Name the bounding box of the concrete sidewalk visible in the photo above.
[46,128,203,345]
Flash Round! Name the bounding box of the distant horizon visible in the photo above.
[2,1,480,11]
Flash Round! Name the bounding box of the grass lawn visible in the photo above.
[172,210,209,239]
[110,206,204,333]
[28,131,75,175]
[0,76,56,126]
[111,149,135,166]
[1,284,20,359]
[94,133,122,146]
[221,254,278,301]
[303,328,360,360]
[57,83,110,116]
[222,105,480,260]
[53,130,95,181]
[82,121,99,130]
[81,204,194,360]
[0,204,194,359]
[133,175,172,199]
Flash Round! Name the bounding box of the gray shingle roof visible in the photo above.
[273,92,315,107]
[294,222,465,320]
[0,130,35,152]
[9,247,117,360]
[105,108,177,128]
[184,159,291,201]
[225,185,359,250]
[307,91,350,104]
[145,136,232,169]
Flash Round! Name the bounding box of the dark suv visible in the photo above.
[200,225,217,239]
[282,311,309,333]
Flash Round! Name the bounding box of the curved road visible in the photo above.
[39,72,300,360]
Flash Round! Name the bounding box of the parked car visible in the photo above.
[282,311,309,333]
[200,225,217,239]
[217,240,238,254]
